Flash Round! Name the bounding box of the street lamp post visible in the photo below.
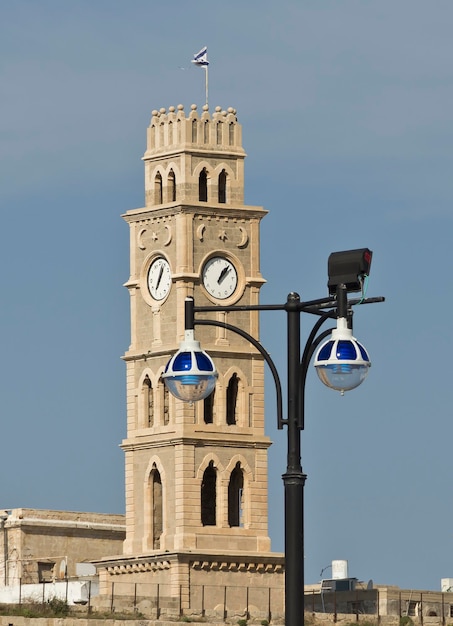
[163,249,384,626]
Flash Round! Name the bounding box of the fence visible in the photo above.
[2,580,453,624]
[100,581,281,621]
[304,588,453,625]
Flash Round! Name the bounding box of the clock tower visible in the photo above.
[96,104,284,619]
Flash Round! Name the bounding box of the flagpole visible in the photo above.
[191,47,209,107]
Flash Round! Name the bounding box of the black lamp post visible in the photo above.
[163,249,384,626]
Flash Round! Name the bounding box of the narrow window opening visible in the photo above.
[168,121,173,144]
[228,462,244,527]
[228,122,235,145]
[151,466,163,549]
[163,386,170,425]
[143,376,153,427]
[216,122,222,144]
[226,373,238,425]
[199,168,208,202]
[192,119,198,142]
[150,125,156,149]
[203,121,209,143]
[154,172,163,204]
[201,461,216,526]
[218,169,227,203]
[168,169,176,202]
[204,390,215,424]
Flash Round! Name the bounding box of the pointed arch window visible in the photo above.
[192,119,198,143]
[203,121,209,143]
[150,465,163,549]
[226,373,239,425]
[168,169,176,202]
[228,122,235,146]
[218,169,227,204]
[177,118,182,142]
[168,121,173,144]
[204,389,215,424]
[142,375,153,427]
[154,172,163,205]
[163,385,170,425]
[228,462,244,527]
[150,125,156,149]
[201,461,217,526]
[216,122,223,144]
[199,168,208,202]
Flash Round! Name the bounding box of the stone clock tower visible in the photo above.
[96,104,284,619]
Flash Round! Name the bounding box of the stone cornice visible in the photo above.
[120,435,272,452]
[122,203,267,223]
[94,550,284,575]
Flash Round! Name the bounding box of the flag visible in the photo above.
[192,46,209,67]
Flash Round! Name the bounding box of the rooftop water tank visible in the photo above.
[332,560,349,580]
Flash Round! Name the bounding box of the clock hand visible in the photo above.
[156,265,164,289]
[217,265,231,284]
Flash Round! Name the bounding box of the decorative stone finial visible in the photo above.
[191,104,197,110]
[160,108,166,114]
[215,106,222,112]
[177,104,184,110]
[151,110,159,117]
[202,104,209,111]
[169,106,175,112]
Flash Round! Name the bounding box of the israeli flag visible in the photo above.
[192,46,209,67]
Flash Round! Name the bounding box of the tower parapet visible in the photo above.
[146,104,244,153]
[143,104,246,207]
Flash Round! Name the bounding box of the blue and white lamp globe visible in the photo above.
[314,317,371,395]
[162,330,218,402]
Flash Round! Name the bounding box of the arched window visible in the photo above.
[199,168,208,202]
[168,169,176,202]
[216,122,222,144]
[218,169,227,204]
[226,373,239,425]
[142,375,153,427]
[204,390,215,424]
[163,385,170,425]
[149,125,156,149]
[228,462,244,527]
[228,122,235,146]
[203,121,209,143]
[150,465,163,548]
[201,461,216,526]
[154,172,163,205]
[168,121,173,144]
[192,119,198,143]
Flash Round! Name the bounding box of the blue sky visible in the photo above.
[1,0,452,591]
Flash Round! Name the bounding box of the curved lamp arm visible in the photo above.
[194,318,284,429]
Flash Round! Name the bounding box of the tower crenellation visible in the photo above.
[146,104,243,152]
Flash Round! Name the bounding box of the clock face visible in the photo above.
[202,256,238,300]
[147,257,172,301]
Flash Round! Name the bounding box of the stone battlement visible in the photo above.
[145,104,244,155]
